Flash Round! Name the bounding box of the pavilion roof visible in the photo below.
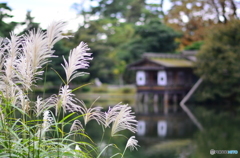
[128,51,197,70]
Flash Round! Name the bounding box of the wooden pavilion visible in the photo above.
[128,51,198,137]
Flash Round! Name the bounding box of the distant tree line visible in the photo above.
[2,1,240,104]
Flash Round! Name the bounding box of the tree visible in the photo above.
[121,19,181,63]
[195,20,240,104]
[74,0,159,24]
[65,18,119,83]
[184,41,204,50]
[70,0,181,84]
[20,11,40,34]
[165,0,240,48]
[0,3,18,38]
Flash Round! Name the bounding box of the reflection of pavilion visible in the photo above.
[128,51,197,137]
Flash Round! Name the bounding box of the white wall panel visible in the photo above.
[157,120,167,137]
[137,121,146,136]
[158,71,167,86]
[136,71,146,85]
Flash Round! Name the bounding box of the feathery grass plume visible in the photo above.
[42,110,54,128]
[78,100,105,126]
[104,103,123,128]
[61,42,92,84]
[0,80,23,110]
[70,120,84,133]
[22,29,48,71]
[0,20,140,157]
[0,41,7,64]
[19,29,49,89]
[16,21,67,90]
[39,110,54,138]
[35,95,57,117]
[18,90,30,113]
[56,85,81,115]
[110,104,137,137]
[46,21,68,50]
[124,136,139,151]
[3,33,21,82]
[0,34,24,104]
[121,136,139,158]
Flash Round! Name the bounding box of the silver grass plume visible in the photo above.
[46,21,68,50]
[110,104,137,137]
[35,95,57,117]
[19,29,51,89]
[124,136,139,151]
[16,21,67,90]
[70,120,84,133]
[38,110,54,139]
[3,33,21,82]
[121,136,139,158]
[56,85,81,115]
[0,34,25,107]
[78,100,105,126]
[42,110,54,128]
[61,42,92,84]
[0,80,28,113]
[104,103,123,128]
[18,89,30,113]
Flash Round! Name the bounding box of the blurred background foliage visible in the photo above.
[1,0,240,157]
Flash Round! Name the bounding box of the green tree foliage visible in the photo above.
[76,0,159,24]
[0,3,18,38]
[191,107,240,158]
[184,41,204,50]
[70,0,181,83]
[91,0,143,22]
[195,20,240,104]
[121,19,181,63]
[64,18,118,83]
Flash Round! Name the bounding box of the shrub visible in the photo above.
[190,107,240,158]
[0,21,139,157]
[92,86,108,93]
[121,87,134,94]
[79,85,91,93]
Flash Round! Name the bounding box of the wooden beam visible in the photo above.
[180,78,204,131]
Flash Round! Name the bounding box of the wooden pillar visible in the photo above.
[153,93,159,113]
[144,93,149,114]
[173,94,177,113]
[164,92,169,115]
[138,93,143,113]
[134,93,139,113]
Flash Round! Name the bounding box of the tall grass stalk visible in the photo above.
[0,21,139,157]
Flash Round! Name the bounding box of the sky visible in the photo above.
[2,0,88,33]
[2,0,171,33]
